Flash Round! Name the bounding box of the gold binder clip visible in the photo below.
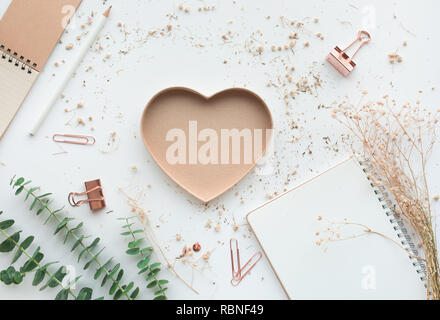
[327,30,371,77]
[68,179,106,212]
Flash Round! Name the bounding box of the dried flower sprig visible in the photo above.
[10,177,140,300]
[119,217,168,300]
[0,211,95,300]
[333,97,440,299]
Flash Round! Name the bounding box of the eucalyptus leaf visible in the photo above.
[77,287,93,300]
[128,239,143,248]
[25,187,40,200]
[0,269,12,285]
[55,289,69,300]
[36,199,50,215]
[113,287,125,300]
[0,219,14,230]
[126,248,139,255]
[11,236,34,264]
[15,186,24,196]
[149,262,161,270]
[20,236,34,250]
[12,271,23,284]
[54,217,72,235]
[101,273,109,287]
[0,232,20,252]
[123,282,134,294]
[64,222,83,244]
[154,288,168,296]
[30,198,38,211]
[66,275,82,288]
[78,247,89,263]
[130,287,140,299]
[140,247,153,255]
[109,281,119,295]
[14,177,24,187]
[83,259,94,270]
[32,268,46,286]
[21,252,44,273]
[108,263,120,278]
[146,269,160,282]
[138,267,149,275]
[88,238,100,250]
[137,256,150,269]
[71,235,86,252]
[108,269,123,296]
[94,257,113,280]
[46,266,67,289]
[116,269,124,282]
[37,193,52,199]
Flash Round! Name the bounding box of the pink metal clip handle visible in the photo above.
[341,30,371,60]
[68,186,103,207]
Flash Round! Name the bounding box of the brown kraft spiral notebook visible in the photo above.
[0,0,82,139]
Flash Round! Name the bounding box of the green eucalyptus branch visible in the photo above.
[120,217,169,300]
[10,176,140,300]
[0,211,94,300]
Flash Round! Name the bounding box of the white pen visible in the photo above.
[30,6,112,136]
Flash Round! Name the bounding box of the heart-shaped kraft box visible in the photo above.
[141,87,273,202]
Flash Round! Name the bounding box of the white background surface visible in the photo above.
[0,0,439,300]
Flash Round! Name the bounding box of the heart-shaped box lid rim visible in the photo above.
[140,86,274,202]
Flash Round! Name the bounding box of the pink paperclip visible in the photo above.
[53,133,96,145]
[230,238,262,286]
[230,239,241,280]
[231,252,262,286]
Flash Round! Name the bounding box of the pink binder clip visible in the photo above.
[327,30,371,77]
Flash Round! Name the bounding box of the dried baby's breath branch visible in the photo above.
[333,97,440,299]
[320,220,425,262]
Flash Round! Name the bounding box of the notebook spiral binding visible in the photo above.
[0,44,37,74]
[359,159,428,287]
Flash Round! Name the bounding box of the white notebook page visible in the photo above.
[247,158,426,300]
[0,53,38,139]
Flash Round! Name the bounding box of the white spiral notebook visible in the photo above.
[247,157,426,300]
